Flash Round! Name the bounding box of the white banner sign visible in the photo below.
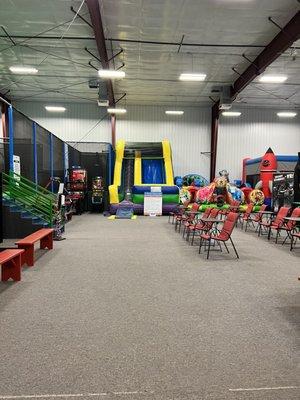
[144,192,162,216]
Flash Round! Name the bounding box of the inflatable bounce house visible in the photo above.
[175,167,266,212]
[109,140,179,214]
[243,148,299,208]
[175,174,209,204]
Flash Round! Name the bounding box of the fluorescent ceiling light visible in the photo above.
[222,111,241,117]
[179,73,206,81]
[107,108,127,114]
[45,106,66,112]
[98,70,125,79]
[9,66,38,74]
[165,110,184,115]
[277,111,297,118]
[259,75,287,83]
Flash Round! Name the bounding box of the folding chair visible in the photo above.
[274,207,300,244]
[247,204,267,232]
[199,212,239,259]
[175,202,199,233]
[240,203,254,231]
[184,207,212,242]
[290,231,300,251]
[258,206,290,240]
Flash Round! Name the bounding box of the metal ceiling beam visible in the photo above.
[0,91,11,106]
[85,0,115,106]
[1,35,300,50]
[231,11,300,98]
[208,11,300,180]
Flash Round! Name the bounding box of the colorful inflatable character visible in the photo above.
[219,169,229,181]
[176,174,208,204]
[182,174,208,187]
[249,189,265,205]
[179,187,192,204]
[196,183,215,203]
[228,185,245,203]
[255,147,277,207]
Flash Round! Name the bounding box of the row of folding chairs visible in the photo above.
[169,205,240,259]
[239,203,300,251]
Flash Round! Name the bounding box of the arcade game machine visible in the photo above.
[91,176,105,211]
[66,166,88,215]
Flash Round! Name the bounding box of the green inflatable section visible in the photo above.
[132,193,179,204]
[190,203,261,212]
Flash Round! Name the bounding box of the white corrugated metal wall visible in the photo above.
[14,102,300,182]
[14,101,111,143]
[216,107,300,181]
[14,102,212,179]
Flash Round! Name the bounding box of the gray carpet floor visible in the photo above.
[0,215,299,400]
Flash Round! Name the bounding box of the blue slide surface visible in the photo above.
[142,159,164,184]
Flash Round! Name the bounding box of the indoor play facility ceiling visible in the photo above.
[0,0,299,108]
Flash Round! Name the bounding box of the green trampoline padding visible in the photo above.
[132,193,179,204]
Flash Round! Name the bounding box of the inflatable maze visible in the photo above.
[109,140,179,214]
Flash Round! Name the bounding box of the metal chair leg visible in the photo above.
[258,224,262,237]
[223,241,230,253]
[290,235,294,251]
[275,230,279,244]
[207,239,211,259]
[191,230,196,246]
[199,237,203,254]
[282,232,289,245]
[229,237,239,259]
[267,227,272,240]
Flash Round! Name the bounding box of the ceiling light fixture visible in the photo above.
[45,106,66,112]
[98,70,125,79]
[179,73,206,81]
[165,110,184,115]
[107,108,127,114]
[277,111,297,118]
[9,66,38,74]
[222,111,241,117]
[258,75,287,83]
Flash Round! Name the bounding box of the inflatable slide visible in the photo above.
[109,140,179,214]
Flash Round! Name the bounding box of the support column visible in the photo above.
[111,115,116,148]
[210,102,220,182]
[32,122,37,184]
[49,133,53,192]
[8,106,14,172]
[1,103,7,139]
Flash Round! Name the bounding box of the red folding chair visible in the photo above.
[258,206,290,240]
[182,207,204,238]
[168,205,184,224]
[291,231,300,251]
[199,212,239,259]
[274,207,300,244]
[188,208,220,245]
[184,207,212,242]
[247,204,267,232]
[175,202,199,233]
[240,203,254,231]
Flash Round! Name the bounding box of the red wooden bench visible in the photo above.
[15,228,54,267]
[0,249,25,281]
